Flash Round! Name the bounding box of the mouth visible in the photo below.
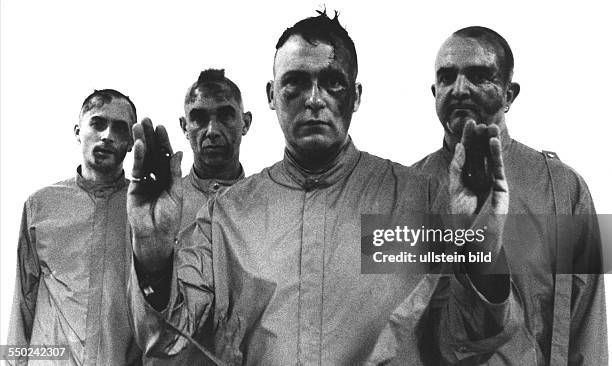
[202,145,226,152]
[449,104,478,113]
[300,119,331,127]
[93,147,116,155]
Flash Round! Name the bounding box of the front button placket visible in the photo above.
[84,194,109,365]
[297,186,327,365]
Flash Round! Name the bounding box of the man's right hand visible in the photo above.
[128,118,183,273]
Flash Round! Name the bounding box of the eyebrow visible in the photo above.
[90,115,131,126]
[281,66,349,80]
[189,104,237,117]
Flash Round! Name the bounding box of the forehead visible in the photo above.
[435,36,499,70]
[274,35,351,76]
[82,98,135,125]
[186,87,241,112]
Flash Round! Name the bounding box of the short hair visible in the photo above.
[275,9,358,80]
[453,26,514,84]
[80,89,137,123]
[185,69,242,106]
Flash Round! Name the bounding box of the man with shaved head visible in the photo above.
[7,89,142,365]
[413,26,606,364]
[142,69,251,365]
[126,12,524,364]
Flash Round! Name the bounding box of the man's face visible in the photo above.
[181,86,249,173]
[75,98,134,175]
[433,36,509,136]
[268,35,361,162]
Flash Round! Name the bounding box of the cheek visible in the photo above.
[480,87,505,112]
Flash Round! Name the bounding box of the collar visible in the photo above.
[188,165,245,194]
[76,166,127,197]
[269,137,361,191]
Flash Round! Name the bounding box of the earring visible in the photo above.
[504,105,510,112]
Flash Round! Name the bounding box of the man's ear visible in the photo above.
[179,117,188,138]
[74,124,81,143]
[242,111,252,135]
[266,81,275,110]
[505,82,520,111]
[353,82,363,112]
[431,84,436,97]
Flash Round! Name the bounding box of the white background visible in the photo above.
[2,0,611,357]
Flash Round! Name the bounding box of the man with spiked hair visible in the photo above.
[143,69,251,365]
[7,89,142,365]
[127,12,522,364]
[413,26,606,364]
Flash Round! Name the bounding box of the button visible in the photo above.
[212,183,220,190]
[303,178,320,190]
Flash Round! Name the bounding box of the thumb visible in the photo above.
[170,151,183,183]
[449,143,465,187]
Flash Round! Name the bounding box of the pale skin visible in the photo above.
[74,98,135,183]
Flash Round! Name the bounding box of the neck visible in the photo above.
[288,140,349,173]
[80,164,123,184]
[194,160,242,180]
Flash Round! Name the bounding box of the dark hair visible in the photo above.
[275,9,358,79]
[453,26,514,83]
[80,89,137,122]
[185,69,242,105]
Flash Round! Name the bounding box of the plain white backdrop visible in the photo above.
[2,0,611,358]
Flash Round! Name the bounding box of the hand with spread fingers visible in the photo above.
[449,119,509,277]
[128,117,183,273]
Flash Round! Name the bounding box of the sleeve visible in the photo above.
[432,272,522,364]
[7,200,40,349]
[567,174,607,365]
[429,174,524,363]
[127,201,215,358]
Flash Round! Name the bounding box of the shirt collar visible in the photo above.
[269,137,361,191]
[76,166,127,197]
[188,165,245,194]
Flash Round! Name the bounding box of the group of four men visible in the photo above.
[8,11,605,365]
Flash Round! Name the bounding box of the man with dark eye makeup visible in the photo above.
[126,12,524,365]
[7,89,142,365]
[413,26,606,364]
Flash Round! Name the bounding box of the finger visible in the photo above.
[132,122,145,143]
[486,124,500,139]
[131,139,146,179]
[460,119,477,146]
[488,137,506,183]
[155,125,174,156]
[170,151,183,182]
[473,123,487,138]
[449,142,465,192]
[141,117,157,155]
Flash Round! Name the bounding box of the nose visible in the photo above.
[205,118,221,139]
[100,126,113,142]
[305,82,326,112]
[451,74,470,99]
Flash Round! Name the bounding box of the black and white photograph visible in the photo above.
[1,1,611,364]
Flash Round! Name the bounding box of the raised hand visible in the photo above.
[128,118,183,273]
[449,120,509,276]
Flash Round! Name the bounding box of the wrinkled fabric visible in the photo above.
[129,139,522,365]
[7,168,142,366]
[412,130,607,365]
[144,166,243,365]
